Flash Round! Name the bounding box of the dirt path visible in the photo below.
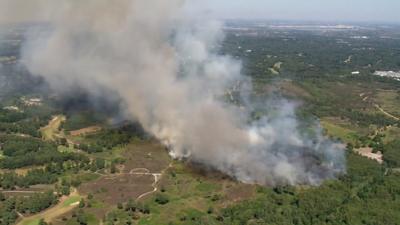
[360,93,399,121]
[135,163,173,201]
[17,189,81,225]
[2,190,43,194]
[135,173,162,201]
[104,163,172,202]
[107,168,163,201]
[375,104,400,121]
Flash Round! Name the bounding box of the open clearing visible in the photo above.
[40,115,66,141]
[321,118,359,144]
[79,174,154,205]
[79,140,172,205]
[69,126,102,136]
[122,140,171,173]
[354,147,383,164]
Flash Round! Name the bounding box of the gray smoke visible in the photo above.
[1,0,345,186]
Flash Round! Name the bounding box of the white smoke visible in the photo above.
[1,0,345,186]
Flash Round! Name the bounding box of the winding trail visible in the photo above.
[131,163,173,201]
[374,104,400,121]
[135,173,162,201]
[359,92,399,121]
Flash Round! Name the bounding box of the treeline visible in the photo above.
[0,191,58,225]
[79,130,132,153]
[0,120,42,137]
[0,104,53,137]
[0,135,89,169]
[0,169,58,190]
[0,108,26,123]
[342,110,397,128]
[79,124,145,153]
[15,191,58,214]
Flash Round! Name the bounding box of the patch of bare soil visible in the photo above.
[2,184,54,197]
[355,147,383,164]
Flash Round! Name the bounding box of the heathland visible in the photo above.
[0,22,399,225]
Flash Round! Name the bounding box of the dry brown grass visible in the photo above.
[122,140,171,173]
[69,126,102,136]
[79,174,154,205]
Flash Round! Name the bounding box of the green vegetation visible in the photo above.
[384,140,400,167]
[218,153,400,225]
[63,196,81,207]
[62,112,105,132]
[0,135,88,169]
[0,191,58,225]
[40,115,66,141]
[1,23,400,225]
[78,128,134,153]
[0,169,57,189]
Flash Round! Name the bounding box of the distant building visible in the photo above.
[374,71,400,81]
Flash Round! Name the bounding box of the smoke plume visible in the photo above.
[2,0,345,185]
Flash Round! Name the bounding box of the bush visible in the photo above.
[155,194,169,205]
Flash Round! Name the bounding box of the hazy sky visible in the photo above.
[199,0,400,23]
[0,0,399,24]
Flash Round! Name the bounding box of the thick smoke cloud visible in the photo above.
[2,0,345,185]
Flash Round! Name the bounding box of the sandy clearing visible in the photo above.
[354,147,383,164]
[40,115,66,141]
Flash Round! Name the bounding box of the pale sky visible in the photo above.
[196,0,400,23]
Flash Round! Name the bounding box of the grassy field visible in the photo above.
[62,196,81,207]
[321,119,359,144]
[376,90,400,118]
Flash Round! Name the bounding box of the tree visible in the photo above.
[79,199,85,208]
[155,194,169,205]
[95,158,106,170]
[110,163,117,174]
[0,192,6,201]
